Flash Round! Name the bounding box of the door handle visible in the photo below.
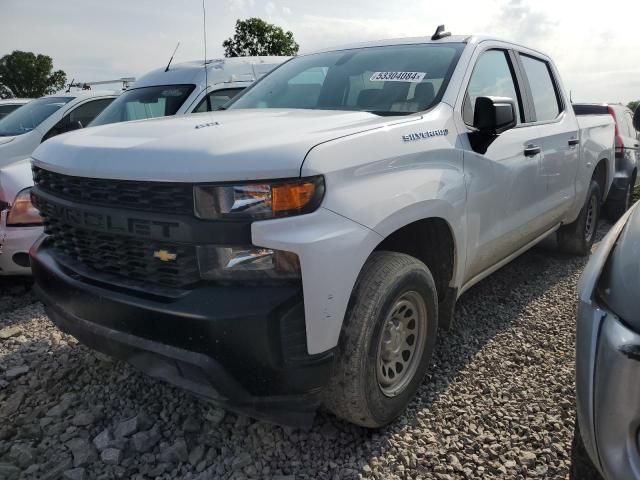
[568,138,580,146]
[524,145,541,157]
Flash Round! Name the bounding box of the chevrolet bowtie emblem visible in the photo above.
[153,250,177,262]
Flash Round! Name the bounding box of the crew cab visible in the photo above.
[29,32,614,427]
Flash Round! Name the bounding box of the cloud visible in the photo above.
[486,0,557,43]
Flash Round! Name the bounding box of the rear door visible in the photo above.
[458,47,549,282]
[516,52,578,224]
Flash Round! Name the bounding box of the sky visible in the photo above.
[2,0,639,104]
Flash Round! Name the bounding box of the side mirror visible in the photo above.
[473,96,517,135]
[633,107,640,132]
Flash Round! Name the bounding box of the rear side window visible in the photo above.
[463,50,522,125]
[520,55,561,122]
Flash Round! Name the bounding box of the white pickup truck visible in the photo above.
[29,31,614,427]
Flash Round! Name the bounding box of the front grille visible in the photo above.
[32,166,194,215]
[43,216,200,289]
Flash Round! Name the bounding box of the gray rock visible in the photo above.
[71,411,95,427]
[9,443,34,469]
[39,456,73,480]
[205,407,225,426]
[92,429,113,451]
[4,365,29,379]
[113,413,151,438]
[148,462,170,477]
[130,426,161,453]
[188,444,205,466]
[183,415,201,433]
[66,437,96,467]
[158,438,188,464]
[520,451,537,466]
[0,388,24,416]
[0,463,20,480]
[0,326,21,339]
[46,398,73,417]
[100,448,122,465]
[231,452,252,471]
[63,467,86,480]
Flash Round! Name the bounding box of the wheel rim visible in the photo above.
[584,195,598,243]
[376,291,428,397]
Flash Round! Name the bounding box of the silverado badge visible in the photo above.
[153,250,177,262]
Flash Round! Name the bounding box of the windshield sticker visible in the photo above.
[161,89,187,97]
[370,72,426,82]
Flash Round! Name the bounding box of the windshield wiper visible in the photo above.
[365,110,414,117]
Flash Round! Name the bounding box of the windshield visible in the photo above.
[229,43,464,115]
[0,96,72,136]
[90,84,195,126]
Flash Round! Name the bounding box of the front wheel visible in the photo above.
[558,180,601,256]
[323,251,438,427]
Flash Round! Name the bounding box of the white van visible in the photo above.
[90,56,289,126]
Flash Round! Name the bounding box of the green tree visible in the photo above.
[0,51,66,98]
[628,100,639,112]
[223,18,299,57]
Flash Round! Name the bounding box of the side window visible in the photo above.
[68,98,114,127]
[463,50,522,125]
[520,55,561,122]
[193,88,244,113]
[42,98,114,142]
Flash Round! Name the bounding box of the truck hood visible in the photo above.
[0,158,32,203]
[31,109,401,182]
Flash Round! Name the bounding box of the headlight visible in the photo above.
[194,176,325,220]
[197,245,300,281]
[6,188,42,227]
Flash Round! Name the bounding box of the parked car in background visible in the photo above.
[89,56,289,126]
[0,90,118,275]
[0,98,32,120]
[574,104,640,479]
[29,33,614,427]
[574,103,639,220]
[0,90,118,169]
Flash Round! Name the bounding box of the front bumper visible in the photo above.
[578,302,640,479]
[30,239,334,426]
[0,209,42,275]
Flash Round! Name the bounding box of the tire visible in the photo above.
[323,251,438,427]
[558,180,601,256]
[605,177,634,222]
[570,420,603,480]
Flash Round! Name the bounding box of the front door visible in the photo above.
[459,48,548,282]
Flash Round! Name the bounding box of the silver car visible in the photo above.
[574,105,640,480]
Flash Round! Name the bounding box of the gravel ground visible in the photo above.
[0,223,612,480]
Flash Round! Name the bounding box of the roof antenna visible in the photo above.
[431,25,451,40]
[165,42,180,72]
[202,0,211,111]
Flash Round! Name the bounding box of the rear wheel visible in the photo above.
[323,252,438,427]
[605,176,635,222]
[558,180,601,256]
